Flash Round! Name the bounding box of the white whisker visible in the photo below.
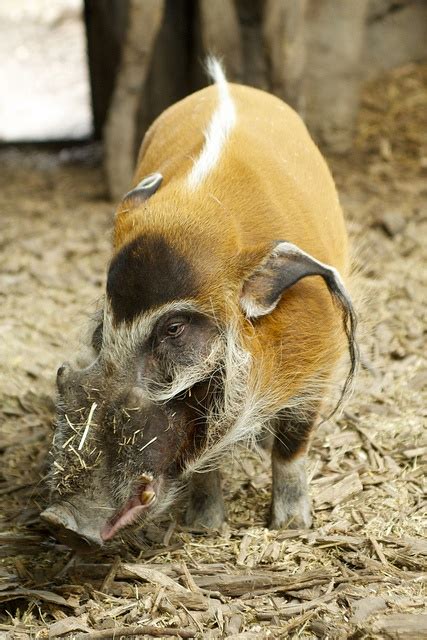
[139,436,158,453]
[78,402,97,451]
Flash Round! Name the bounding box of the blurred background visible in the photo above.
[0,0,91,141]
[1,3,426,637]
[1,0,426,197]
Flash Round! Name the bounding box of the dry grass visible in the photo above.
[0,65,426,639]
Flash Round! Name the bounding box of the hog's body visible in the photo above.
[42,61,357,548]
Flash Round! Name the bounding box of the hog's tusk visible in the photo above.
[140,490,156,506]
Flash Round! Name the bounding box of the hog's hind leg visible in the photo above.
[185,468,225,529]
[269,407,317,530]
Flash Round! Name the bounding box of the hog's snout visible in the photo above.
[56,355,102,394]
[41,502,105,551]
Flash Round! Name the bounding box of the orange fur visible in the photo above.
[114,83,350,412]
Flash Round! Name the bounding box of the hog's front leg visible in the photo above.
[185,468,225,529]
[269,408,317,529]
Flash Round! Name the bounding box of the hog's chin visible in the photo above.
[101,479,159,541]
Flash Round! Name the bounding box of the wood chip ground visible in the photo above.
[0,64,426,639]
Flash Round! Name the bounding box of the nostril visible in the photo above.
[56,363,70,392]
[56,363,67,378]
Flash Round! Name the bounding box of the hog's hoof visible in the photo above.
[268,496,312,530]
[184,497,225,530]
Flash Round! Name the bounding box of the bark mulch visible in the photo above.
[0,64,426,639]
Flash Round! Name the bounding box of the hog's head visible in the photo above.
[42,296,227,548]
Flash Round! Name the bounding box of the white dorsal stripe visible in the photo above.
[186,58,236,189]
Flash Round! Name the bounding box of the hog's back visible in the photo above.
[135,83,348,274]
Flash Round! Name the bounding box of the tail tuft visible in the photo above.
[205,56,227,86]
[186,56,236,189]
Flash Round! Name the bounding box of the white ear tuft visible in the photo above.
[240,296,278,319]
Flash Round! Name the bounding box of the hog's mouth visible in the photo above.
[101,475,160,541]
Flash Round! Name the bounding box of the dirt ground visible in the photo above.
[0,65,426,639]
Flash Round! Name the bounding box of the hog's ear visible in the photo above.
[241,241,349,317]
[122,172,163,205]
[240,240,358,394]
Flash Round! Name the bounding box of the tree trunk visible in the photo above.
[135,0,194,152]
[304,0,370,152]
[364,0,427,79]
[85,0,427,198]
[263,0,307,113]
[84,0,128,139]
[103,0,165,202]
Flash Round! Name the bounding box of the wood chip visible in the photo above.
[371,613,427,639]
[314,472,363,507]
[165,591,210,612]
[350,596,387,624]
[193,570,332,597]
[49,616,89,638]
[122,563,209,611]
[403,446,427,459]
[121,564,188,592]
[180,561,202,594]
[401,536,427,556]
[100,556,121,594]
[236,534,252,567]
[370,536,389,566]
[225,614,243,635]
[0,587,72,607]
[257,588,340,619]
[311,534,365,548]
[73,625,196,639]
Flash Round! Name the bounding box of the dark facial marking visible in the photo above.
[107,235,199,323]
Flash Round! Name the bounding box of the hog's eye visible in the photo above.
[155,314,190,345]
[165,321,186,338]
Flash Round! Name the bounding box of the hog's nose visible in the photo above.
[41,504,104,551]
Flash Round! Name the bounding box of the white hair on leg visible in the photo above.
[186,57,236,190]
